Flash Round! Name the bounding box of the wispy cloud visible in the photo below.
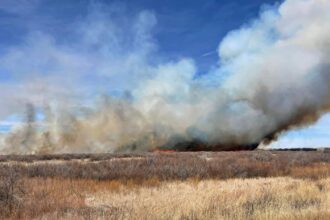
[201,51,216,57]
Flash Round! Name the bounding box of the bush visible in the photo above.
[0,167,25,217]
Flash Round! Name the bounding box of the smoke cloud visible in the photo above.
[1,0,330,153]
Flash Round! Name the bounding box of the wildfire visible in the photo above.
[150,148,177,153]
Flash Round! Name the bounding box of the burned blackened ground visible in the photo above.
[160,140,259,151]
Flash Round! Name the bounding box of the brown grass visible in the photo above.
[0,151,329,219]
[1,177,329,219]
[0,151,329,181]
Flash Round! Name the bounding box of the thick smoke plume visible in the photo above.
[1,0,330,153]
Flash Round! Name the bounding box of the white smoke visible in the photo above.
[1,0,330,153]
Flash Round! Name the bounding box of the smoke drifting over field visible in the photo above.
[1,0,330,153]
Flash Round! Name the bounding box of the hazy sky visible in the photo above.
[0,0,329,148]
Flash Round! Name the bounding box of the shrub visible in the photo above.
[0,167,25,217]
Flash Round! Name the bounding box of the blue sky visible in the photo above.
[0,0,279,72]
[0,0,329,148]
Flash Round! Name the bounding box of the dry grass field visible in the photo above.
[0,150,330,219]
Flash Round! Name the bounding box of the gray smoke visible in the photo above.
[1,0,330,153]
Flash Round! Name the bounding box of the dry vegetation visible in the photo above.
[0,150,329,219]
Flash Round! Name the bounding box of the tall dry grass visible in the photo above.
[0,151,329,219]
[1,177,329,219]
[84,177,330,220]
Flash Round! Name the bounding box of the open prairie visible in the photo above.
[1,0,330,219]
[1,150,330,219]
